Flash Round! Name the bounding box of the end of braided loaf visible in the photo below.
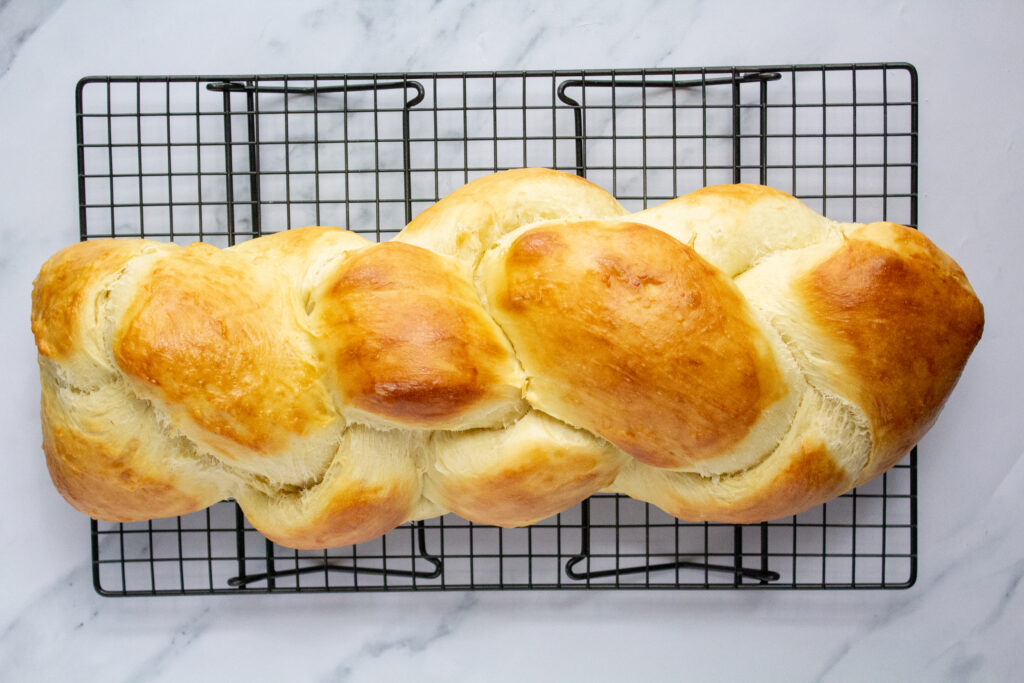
[31,168,983,547]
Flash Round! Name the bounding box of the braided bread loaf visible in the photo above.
[31,168,983,548]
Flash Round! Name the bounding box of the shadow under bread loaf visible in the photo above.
[31,168,984,549]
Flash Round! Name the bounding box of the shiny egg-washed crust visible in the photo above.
[31,168,984,547]
[311,240,524,430]
[480,220,794,472]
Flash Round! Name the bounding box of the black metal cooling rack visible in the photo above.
[77,64,918,595]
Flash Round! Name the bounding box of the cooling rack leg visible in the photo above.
[244,86,263,237]
[220,89,238,245]
[564,499,779,585]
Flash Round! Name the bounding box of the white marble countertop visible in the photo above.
[1,1,1022,680]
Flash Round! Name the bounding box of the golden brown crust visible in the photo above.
[113,243,335,456]
[43,417,211,521]
[423,411,626,527]
[31,239,154,360]
[231,225,370,283]
[619,435,850,524]
[313,240,522,429]
[39,377,225,521]
[609,385,869,523]
[247,483,414,550]
[232,225,367,261]
[396,167,629,271]
[687,182,797,204]
[436,445,617,527]
[629,183,836,277]
[798,222,985,482]
[235,425,421,549]
[728,438,847,522]
[482,220,788,469]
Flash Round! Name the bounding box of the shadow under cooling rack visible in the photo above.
[80,64,918,594]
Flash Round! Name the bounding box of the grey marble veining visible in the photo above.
[320,593,480,682]
[1,0,1022,680]
[0,0,64,80]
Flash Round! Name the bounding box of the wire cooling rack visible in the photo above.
[77,64,918,594]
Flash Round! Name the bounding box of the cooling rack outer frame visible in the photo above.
[76,63,919,595]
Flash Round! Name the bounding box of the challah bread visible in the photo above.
[31,168,984,548]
